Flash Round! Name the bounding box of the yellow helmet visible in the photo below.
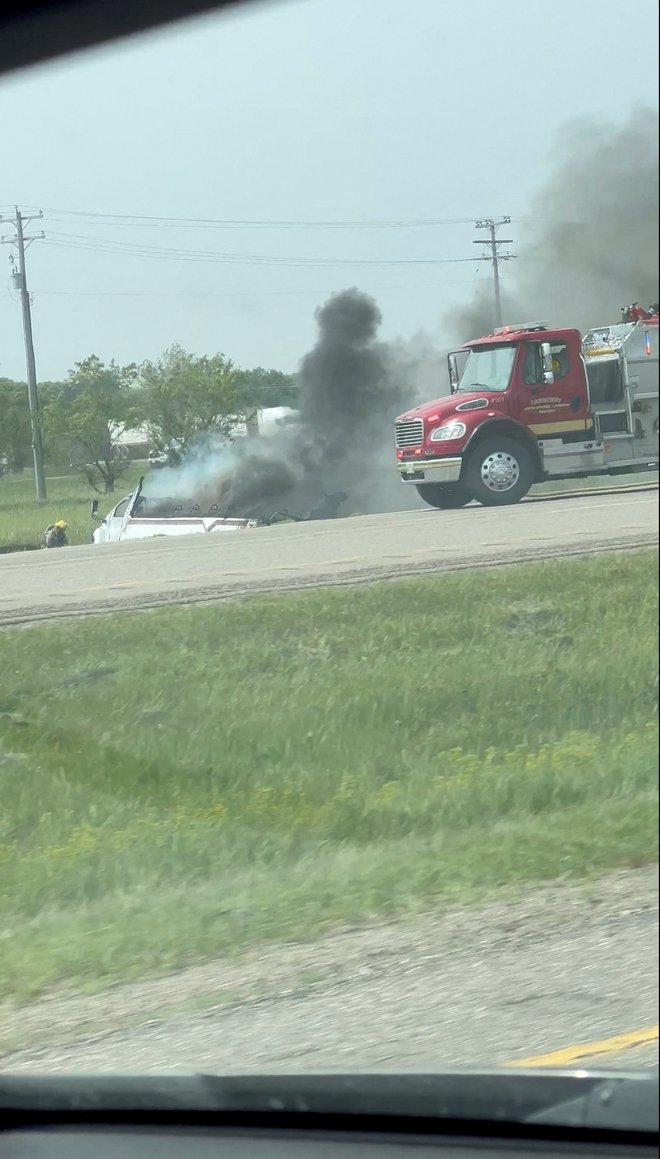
[54,520,68,529]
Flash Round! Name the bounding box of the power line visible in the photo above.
[10,204,589,231]
[0,208,47,500]
[43,231,484,268]
[30,277,497,300]
[473,217,516,327]
[29,207,493,230]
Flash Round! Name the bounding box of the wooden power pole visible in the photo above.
[1,207,47,499]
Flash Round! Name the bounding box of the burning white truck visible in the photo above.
[91,478,348,543]
[91,407,304,544]
[91,476,259,544]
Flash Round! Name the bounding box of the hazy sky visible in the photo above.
[0,0,658,381]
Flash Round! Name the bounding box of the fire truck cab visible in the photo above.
[394,307,659,508]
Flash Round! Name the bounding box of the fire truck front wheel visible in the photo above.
[465,437,534,506]
[415,484,471,509]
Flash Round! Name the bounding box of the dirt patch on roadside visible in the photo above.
[2,865,657,1059]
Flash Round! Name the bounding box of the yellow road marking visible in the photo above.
[506,1025,659,1069]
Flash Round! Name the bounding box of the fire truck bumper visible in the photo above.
[398,456,463,484]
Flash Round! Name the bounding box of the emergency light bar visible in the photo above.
[492,322,547,335]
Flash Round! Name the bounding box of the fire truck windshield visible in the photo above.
[458,344,517,392]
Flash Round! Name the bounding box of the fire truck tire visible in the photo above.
[465,437,534,506]
[415,484,471,509]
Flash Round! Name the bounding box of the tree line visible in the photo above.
[0,346,297,492]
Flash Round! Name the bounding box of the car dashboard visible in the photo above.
[0,1072,657,1159]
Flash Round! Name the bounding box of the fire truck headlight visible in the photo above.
[429,421,466,442]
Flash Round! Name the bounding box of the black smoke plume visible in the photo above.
[450,106,659,343]
[222,287,420,517]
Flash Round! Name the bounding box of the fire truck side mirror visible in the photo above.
[540,342,555,386]
[448,353,459,393]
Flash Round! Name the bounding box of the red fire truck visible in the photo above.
[394,304,659,508]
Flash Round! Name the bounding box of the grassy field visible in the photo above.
[0,466,144,550]
[1,466,657,550]
[0,550,657,1004]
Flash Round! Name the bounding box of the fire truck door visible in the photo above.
[515,338,592,440]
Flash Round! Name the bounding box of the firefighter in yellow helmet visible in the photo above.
[42,520,69,549]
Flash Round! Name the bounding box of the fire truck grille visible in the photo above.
[395,419,424,448]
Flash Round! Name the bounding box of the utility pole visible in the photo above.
[1,207,47,499]
[473,217,515,329]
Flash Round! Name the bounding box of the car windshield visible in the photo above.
[457,345,517,392]
[0,0,658,1112]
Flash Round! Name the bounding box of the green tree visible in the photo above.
[233,367,298,412]
[138,345,237,449]
[0,378,32,474]
[43,356,139,493]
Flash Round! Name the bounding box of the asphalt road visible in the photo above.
[1,489,658,626]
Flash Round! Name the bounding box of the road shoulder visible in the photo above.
[2,864,657,1071]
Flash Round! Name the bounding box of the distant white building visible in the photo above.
[255,406,298,435]
[225,407,298,440]
[109,408,299,460]
[109,423,151,459]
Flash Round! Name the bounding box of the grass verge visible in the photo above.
[0,550,657,1001]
